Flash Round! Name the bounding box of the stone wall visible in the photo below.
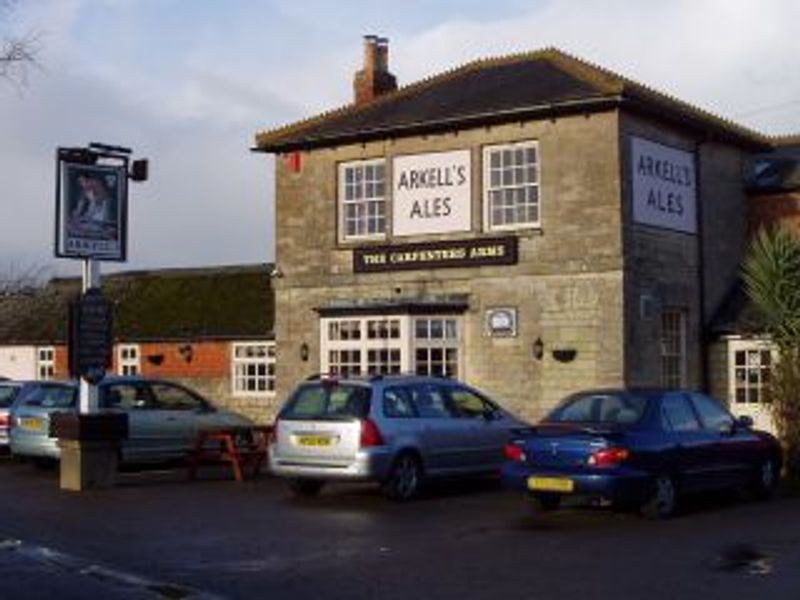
[273,111,626,421]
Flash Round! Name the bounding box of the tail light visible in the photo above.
[359,418,384,448]
[588,447,629,468]
[0,414,7,430]
[504,442,525,462]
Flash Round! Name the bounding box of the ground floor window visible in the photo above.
[232,342,276,396]
[321,315,461,378]
[660,309,687,388]
[729,340,773,405]
[36,347,55,380]
[117,344,140,376]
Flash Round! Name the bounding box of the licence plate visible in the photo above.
[528,476,574,493]
[19,417,42,432]
[296,435,333,447]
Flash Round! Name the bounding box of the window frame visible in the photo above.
[337,158,388,243]
[36,346,55,381]
[231,341,276,398]
[320,315,463,379]
[660,308,687,388]
[728,339,775,406]
[482,140,542,232]
[117,344,140,376]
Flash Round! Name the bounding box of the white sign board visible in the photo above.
[392,150,471,236]
[631,137,697,234]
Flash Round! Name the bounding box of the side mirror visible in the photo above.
[735,415,754,429]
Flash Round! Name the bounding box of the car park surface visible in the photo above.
[0,455,800,599]
[502,389,782,518]
[269,375,528,499]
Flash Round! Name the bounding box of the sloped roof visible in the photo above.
[0,264,274,345]
[254,48,768,152]
[709,281,769,337]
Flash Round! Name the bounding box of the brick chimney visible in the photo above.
[353,35,397,105]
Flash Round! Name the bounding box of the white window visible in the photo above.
[414,317,460,378]
[484,141,540,231]
[339,159,386,240]
[117,344,140,376]
[321,315,461,378]
[232,342,276,396]
[730,342,773,405]
[36,347,55,381]
[660,309,687,388]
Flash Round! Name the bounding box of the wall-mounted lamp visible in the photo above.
[300,342,310,362]
[532,337,544,361]
[178,344,194,363]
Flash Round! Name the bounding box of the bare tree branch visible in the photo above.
[0,0,39,86]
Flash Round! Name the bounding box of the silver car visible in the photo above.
[10,377,252,465]
[269,375,528,500]
[0,381,34,449]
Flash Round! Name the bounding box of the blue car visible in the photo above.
[502,389,782,518]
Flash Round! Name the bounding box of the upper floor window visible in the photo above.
[339,159,386,240]
[483,141,540,231]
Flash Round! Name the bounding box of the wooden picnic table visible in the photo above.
[187,424,271,482]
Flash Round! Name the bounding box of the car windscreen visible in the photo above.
[546,392,648,425]
[280,383,372,420]
[0,385,20,408]
[21,385,77,409]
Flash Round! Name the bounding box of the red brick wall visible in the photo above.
[54,345,69,379]
[748,192,800,235]
[121,341,230,378]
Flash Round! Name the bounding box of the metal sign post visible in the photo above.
[80,258,100,414]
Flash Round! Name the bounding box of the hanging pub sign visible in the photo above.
[55,157,128,261]
[353,236,518,273]
[392,149,471,236]
[630,136,697,234]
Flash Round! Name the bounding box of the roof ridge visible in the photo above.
[254,46,768,150]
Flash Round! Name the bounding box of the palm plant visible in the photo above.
[742,226,800,476]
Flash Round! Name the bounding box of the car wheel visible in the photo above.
[641,473,677,520]
[382,453,423,501]
[287,478,325,497]
[530,493,560,512]
[751,458,779,501]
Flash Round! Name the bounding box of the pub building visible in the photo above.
[253,36,782,423]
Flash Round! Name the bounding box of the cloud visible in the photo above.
[1,0,798,278]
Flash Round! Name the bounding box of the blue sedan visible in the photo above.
[501,389,782,518]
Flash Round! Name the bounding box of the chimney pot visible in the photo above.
[353,35,397,105]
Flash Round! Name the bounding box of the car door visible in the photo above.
[407,383,465,474]
[445,384,509,471]
[101,381,160,463]
[148,382,205,459]
[659,392,715,493]
[689,392,755,487]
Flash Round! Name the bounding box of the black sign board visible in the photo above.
[68,288,113,384]
[353,236,518,273]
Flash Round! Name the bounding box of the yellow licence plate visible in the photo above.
[528,476,574,493]
[19,417,42,432]
[296,435,333,447]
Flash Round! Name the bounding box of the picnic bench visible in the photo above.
[187,425,271,482]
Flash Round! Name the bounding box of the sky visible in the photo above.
[1,0,799,280]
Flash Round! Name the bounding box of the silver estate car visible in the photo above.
[269,375,529,500]
[10,377,252,465]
